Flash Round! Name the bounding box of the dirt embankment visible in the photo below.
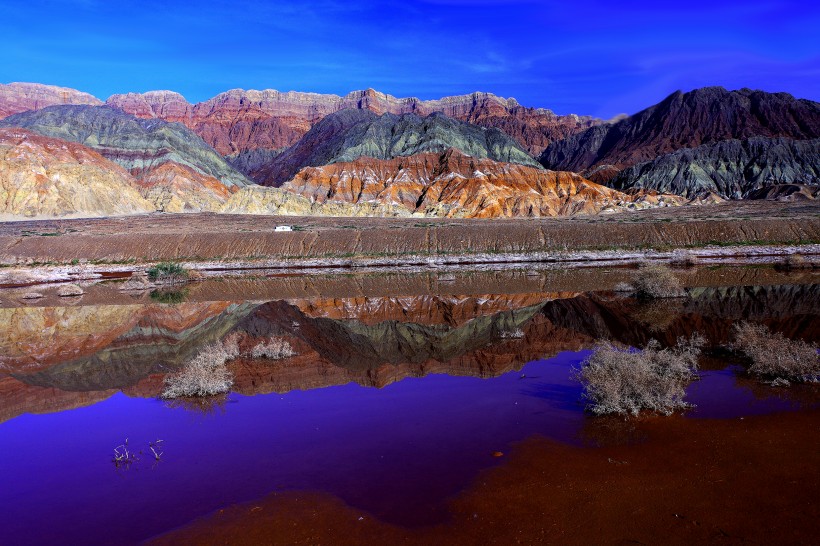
[0,201,817,267]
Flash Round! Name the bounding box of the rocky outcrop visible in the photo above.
[102,91,191,123]
[540,87,820,184]
[458,100,600,156]
[0,82,102,119]
[107,87,600,156]
[0,128,153,217]
[136,162,237,213]
[252,110,541,186]
[248,109,377,185]
[220,185,411,217]
[276,149,683,218]
[609,138,820,198]
[0,105,252,189]
[227,148,284,175]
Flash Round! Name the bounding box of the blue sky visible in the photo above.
[2,0,818,118]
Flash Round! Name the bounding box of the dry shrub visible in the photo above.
[633,262,685,299]
[631,299,684,333]
[164,394,228,414]
[162,343,235,398]
[222,332,241,359]
[251,337,295,359]
[576,335,704,416]
[613,282,634,293]
[732,322,819,383]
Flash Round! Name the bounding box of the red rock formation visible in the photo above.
[0,82,102,119]
[280,149,682,218]
[540,87,820,183]
[0,128,154,217]
[0,128,238,215]
[107,88,600,156]
[103,90,191,123]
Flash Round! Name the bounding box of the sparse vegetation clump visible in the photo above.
[150,289,188,304]
[112,438,139,468]
[732,322,819,384]
[251,336,295,360]
[632,262,685,299]
[147,262,188,285]
[162,342,236,399]
[576,335,704,416]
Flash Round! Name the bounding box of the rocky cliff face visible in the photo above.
[540,87,820,184]
[0,105,252,189]
[0,128,153,217]
[252,109,541,186]
[103,90,192,123]
[107,88,599,156]
[0,82,102,119]
[608,137,820,198]
[135,162,238,213]
[276,149,683,218]
[458,101,600,156]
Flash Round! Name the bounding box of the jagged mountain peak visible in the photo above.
[540,86,820,183]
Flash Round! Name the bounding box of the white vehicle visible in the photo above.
[274,225,293,232]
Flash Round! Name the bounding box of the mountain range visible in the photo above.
[0,82,818,219]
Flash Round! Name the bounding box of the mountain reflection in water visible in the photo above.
[0,273,817,546]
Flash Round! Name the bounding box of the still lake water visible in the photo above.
[0,269,817,545]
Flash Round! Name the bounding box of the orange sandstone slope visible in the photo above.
[0,128,153,217]
[134,162,237,213]
[0,82,102,119]
[280,149,683,218]
[0,127,240,216]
